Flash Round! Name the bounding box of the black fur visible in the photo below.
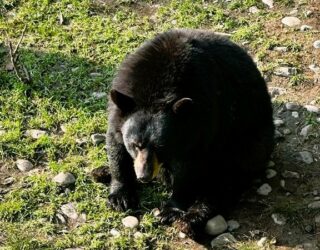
[106,29,274,236]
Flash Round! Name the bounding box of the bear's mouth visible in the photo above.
[134,151,162,183]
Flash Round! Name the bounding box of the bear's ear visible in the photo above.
[110,89,135,112]
[172,98,193,114]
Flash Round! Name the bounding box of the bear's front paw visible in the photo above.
[108,187,137,211]
[158,206,186,224]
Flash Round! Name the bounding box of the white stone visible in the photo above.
[61,202,78,220]
[122,216,139,228]
[283,128,291,135]
[92,92,107,99]
[91,133,106,145]
[304,105,319,114]
[282,170,300,179]
[227,220,240,231]
[300,125,312,137]
[271,213,286,225]
[286,102,299,111]
[257,237,268,247]
[289,9,298,16]
[210,233,237,248]
[300,25,312,31]
[16,159,34,172]
[274,67,297,77]
[205,215,228,236]
[274,119,285,127]
[152,208,161,217]
[110,228,121,237]
[262,0,273,8]
[292,111,299,118]
[2,177,14,185]
[281,17,301,27]
[313,40,320,49]
[299,151,314,164]
[178,232,187,239]
[257,183,272,196]
[308,201,320,209]
[249,6,260,14]
[266,169,277,179]
[134,231,143,238]
[273,47,287,52]
[89,72,102,77]
[53,172,76,186]
[25,129,47,139]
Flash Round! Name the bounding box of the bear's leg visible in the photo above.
[106,132,137,211]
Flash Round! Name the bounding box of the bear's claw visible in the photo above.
[107,188,137,211]
[158,206,186,224]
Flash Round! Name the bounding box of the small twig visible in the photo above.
[13,24,27,55]
[8,41,23,83]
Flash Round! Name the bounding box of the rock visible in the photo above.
[299,151,314,164]
[249,6,260,14]
[25,129,47,139]
[0,188,9,195]
[205,215,228,235]
[274,67,297,77]
[300,125,312,137]
[227,220,240,231]
[210,233,237,248]
[56,213,67,224]
[91,133,106,145]
[266,169,277,179]
[53,172,76,186]
[283,128,291,135]
[308,201,320,209]
[268,161,275,167]
[2,177,14,185]
[110,228,121,237]
[271,213,286,225]
[292,111,299,118]
[257,237,268,247]
[286,102,299,111]
[134,231,144,238]
[89,72,102,77]
[178,231,187,239]
[288,9,298,16]
[304,105,319,114]
[281,17,301,27]
[282,170,300,179]
[257,183,272,196]
[309,64,320,74]
[305,10,313,17]
[274,119,285,127]
[16,159,34,172]
[313,40,320,49]
[122,216,139,228]
[280,179,285,188]
[92,92,107,99]
[61,202,78,220]
[300,25,312,31]
[152,208,161,217]
[262,0,273,8]
[273,46,287,52]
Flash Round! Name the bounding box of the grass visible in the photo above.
[0,0,319,249]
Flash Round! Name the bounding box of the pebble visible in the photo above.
[257,237,268,247]
[91,133,106,145]
[283,128,291,135]
[280,179,285,188]
[205,215,228,236]
[152,208,161,217]
[2,177,14,185]
[257,183,272,196]
[227,220,240,231]
[286,102,299,111]
[292,111,299,118]
[262,0,273,8]
[271,213,286,225]
[308,201,320,209]
[273,46,287,52]
[249,6,260,14]
[16,159,34,172]
[210,233,237,249]
[282,170,300,179]
[53,172,76,186]
[274,66,297,77]
[274,119,285,127]
[304,105,319,114]
[300,125,312,137]
[25,129,47,139]
[309,64,320,74]
[281,16,301,27]
[178,232,187,239]
[299,151,314,164]
[89,72,102,77]
[300,25,312,31]
[266,169,277,179]
[313,40,320,49]
[61,202,78,220]
[92,92,107,99]
[110,228,121,237]
[288,9,298,16]
[122,216,139,228]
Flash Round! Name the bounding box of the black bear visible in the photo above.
[106,29,274,236]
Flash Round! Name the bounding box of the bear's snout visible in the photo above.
[134,148,154,182]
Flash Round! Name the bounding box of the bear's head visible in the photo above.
[110,89,193,182]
